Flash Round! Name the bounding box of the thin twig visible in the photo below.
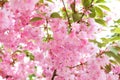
[73,0,76,13]
[45,19,49,36]
[91,0,94,4]
[61,0,72,29]
[67,62,87,69]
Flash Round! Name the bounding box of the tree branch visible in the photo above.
[67,62,87,69]
[73,0,76,13]
[51,69,57,80]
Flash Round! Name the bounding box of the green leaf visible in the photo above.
[0,45,4,50]
[29,54,35,60]
[110,36,120,42]
[39,0,44,3]
[14,50,22,53]
[110,60,118,64]
[110,46,120,62]
[111,27,120,33]
[113,46,120,52]
[61,9,67,19]
[105,46,120,64]
[101,38,109,43]
[89,39,105,48]
[82,0,92,8]
[23,50,34,60]
[105,64,111,73]
[110,47,118,55]
[100,37,120,45]
[96,0,105,3]
[94,0,98,3]
[98,5,110,11]
[105,51,120,64]
[72,13,81,22]
[95,19,106,26]
[50,12,61,18]
[105,51,114,57]
[0,58,2,62]
[94,6,103,18]
[47,0,53,3]
[115,19,120,24]
[89,7,96,18]
[30,17,42,22]
[29,74,35,80]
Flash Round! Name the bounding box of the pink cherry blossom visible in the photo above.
[0,0,119,80]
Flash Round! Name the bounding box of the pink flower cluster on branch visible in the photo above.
[0,0,119,80]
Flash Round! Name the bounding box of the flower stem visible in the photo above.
[61,0,72,32]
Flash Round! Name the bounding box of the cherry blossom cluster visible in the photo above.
[0,0,119,80]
